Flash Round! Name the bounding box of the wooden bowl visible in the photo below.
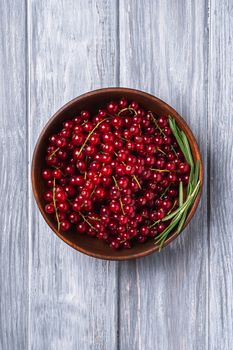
[32,88,203,260]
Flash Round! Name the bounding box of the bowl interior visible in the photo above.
[32,88,203,260]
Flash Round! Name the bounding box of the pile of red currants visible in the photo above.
[42,98,190,249]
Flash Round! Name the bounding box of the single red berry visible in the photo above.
[118,177,129,189]
[57,201,69,213]
[119,97,128,108]
[112,116,123,128]
[178,162,190,174]
[56,137,67,148]
[130,101,139,110]
[81,110,90,120]
[42,169,53,180]
[60,220,71,231]
[64,165,75,175]
[166,162,176,171]
[140,226,149,236]
[83,121,93,132]
[95,187,106,199]
[101,165,112,177]
[137,235,147,243]
[49,135,57,145]
[53,169,62,179]
[45,203,55,214]
[157,116,168,128]
[72,133,85,146]
[89,133,100,145]
[76,222,88,233]
[72,202,82,212]
[107,101,118,114]
[110,239,120,249]
[56,191,67,202]
[63,120,74,129]
[85,145,97,156]
[157,222,166,233]
[44,191,53,202]
[76,160,87,172]
[73,115,82,123]
[99,122,111,133]
[162,199,173,210]
[69,212,81,224]
[110,200,121,213]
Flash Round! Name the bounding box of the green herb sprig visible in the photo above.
[154,116,200,250]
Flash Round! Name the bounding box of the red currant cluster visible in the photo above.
[42,98,190,249]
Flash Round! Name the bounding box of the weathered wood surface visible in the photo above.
[209,1,233,349]
[0,1,28,349]
[0,0,233,349]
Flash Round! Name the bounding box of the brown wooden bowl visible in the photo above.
[32,88,203,260]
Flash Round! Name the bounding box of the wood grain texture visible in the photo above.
[118,1,209,349]
[209,1,233,349]
[29,1,118,349]
[0,1,28,349]
[1,0,233,349]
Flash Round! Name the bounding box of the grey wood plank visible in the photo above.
[29,1,118,349]
[209,1,233,349]
[0,1,28,350]
[118,1,208,349]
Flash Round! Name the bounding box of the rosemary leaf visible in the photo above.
[192,160,200,188]
[187,166,194,194]
[159,236,167,251]
[162,180,200,222]
[168,117,189,160]
[155,211,182,245]
[179,182,183,207]
[177,208,189,234]
[181,131,194,167]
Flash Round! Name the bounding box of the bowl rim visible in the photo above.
[32,87,203,260]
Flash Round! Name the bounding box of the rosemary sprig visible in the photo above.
[52,178,60,231]
[154,116,200,250]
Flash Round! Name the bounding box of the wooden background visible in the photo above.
[0,0,232,349]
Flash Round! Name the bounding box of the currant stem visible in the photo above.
[78,211,98,231]
[132,175,142,189]
[118,107,137,116]
[112,175,125,215]
[49,147,60,159]
[78,117,110,157]
[150,113,166,136]
[52,178,60,231]
[150,168,170,172]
